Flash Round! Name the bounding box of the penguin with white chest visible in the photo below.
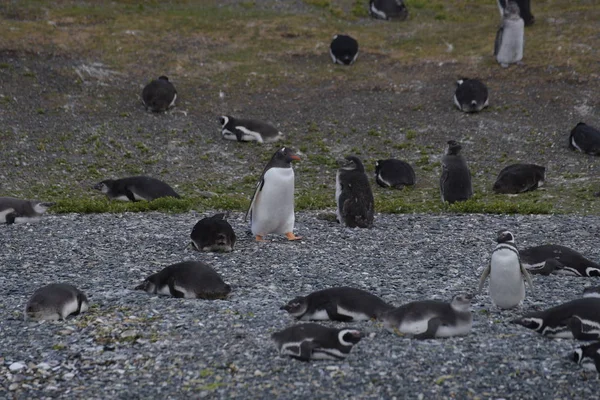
[272,323,362,362]
[93,176,180,202]
[220,115,283,144]
[25,283,89,321]
[440,140,472,204]
[478,230,534,309]
[142,76,177,112]
[336,156,374,228]
[453,78,489,113]
[382,294,473,339]
[329,34,359,65]
[569,122,600,156]
[375,159,416,190]
[495,1,524,68]
[281,287,394,322]
[246,147,301,241]
[520,244,600,277]
[0,197,55,224]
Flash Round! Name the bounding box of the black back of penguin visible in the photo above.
[454,79,489,113]
[190,213,236,253]
[498,0,534,26]
[142,76,177,112]
[492,163,545,194]
[369,0,409,21]
[375,159,416,189]
[25,283,88,321]
[337,156,374,228]
[569,122,600,156]
[94,176,180,201]
[330,34,359,65]
[440,140,473,203]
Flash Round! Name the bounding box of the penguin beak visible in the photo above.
[289,154,301,161]
[279,305,288,311]
[92,183,102,191]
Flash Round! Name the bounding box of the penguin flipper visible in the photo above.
[244,178,265,222]
[494,26,503,56]
[324,303,354,322]
[6,211,18,225]
[568,317,600,340]
[124,189,137,202]
[477,264,491,294]
[294,340,317,362]
[414,318,441,340]
[167,277,185,298]
[520,262,535,293]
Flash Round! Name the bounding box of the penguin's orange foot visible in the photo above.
[285,232,302,241]
[255,235,265,242]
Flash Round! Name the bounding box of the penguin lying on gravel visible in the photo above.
[569,122,600,156]
[573,342,600,373]
[142,76,177,112]
[512,298,600,339]
[94,176,180,202]
[336,156,374,228]
[25,283,88,321]
[0,197,55,224]
[369,0,408,21]
[135,261,231,300]
[272,323,362,361]
[281,287,394,322]
[220,115,283,144]
[520,245,600,277]
[492,164,545,194]
[190,213,236,252]
[382,294,473,339]
[375,159,416,189]
[453,79,488,113]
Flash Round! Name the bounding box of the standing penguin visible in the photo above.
[453,79,489,113]
[246,147,301,241]
[93,176,180,202]
[369,0,409,21]
[569,122,600,156]
[497,0,534,26]
[478,230,534,309]
[492,163,545,194]
[25,283,89,321]
[336,156,374,228]
[440,140,473,204]
[375,159,416,190]
[0,197,55,224]
[329,34,359,65]
[142,76,177,112]
[219,115,284,144]
[190,213,236,253]
[495,1,524,68]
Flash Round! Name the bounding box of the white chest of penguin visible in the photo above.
[490,249,525,308]
[497,20,524,63]
[252,167,295,234]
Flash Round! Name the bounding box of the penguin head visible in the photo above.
[280,297,308,317]
[93,180,113,193]
[33,201,55,214]
[505,1,520,17]
[445,140,462,155]
[511,316,543,331]
[450,293,473,311]
[573,347,584,365]
[338,329,363,346]
[158,76,169,81]
[219,115,231,128]
[273,147,301,164]
[495,230,515,244]
[340,155,365,173]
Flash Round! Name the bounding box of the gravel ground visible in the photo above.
[1,211,600,399]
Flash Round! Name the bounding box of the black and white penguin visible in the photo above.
[190,213,236,253]
[0,197,55,224]
[25,283,89,321]
[135,261,231,299]
[281,287,394,322]
[453,79,489,113]
[583,286,600,299]
[336,156,374,228]
[440,140,473,204]
[93,176,180,202]
[478,230,534,309]
[492,163,545,194]
[520,244,600,277]
[329,34,359,65]
[375,159,416,190]
[382,294,473,339]
[272,323,362,362]
[246,147,301,241]
[512,298,600,339]
[497,0,534,26]
[573,342,600,373]
[494,1,524,68]
[569,122,600,156]
[220,115,283,144]
[142,76,177,112]
[369,0,408,21]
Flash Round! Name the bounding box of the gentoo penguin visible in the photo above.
[440,140,473,204]
[478,230,534,309]
[329,34,359,65]
[453,79,489,113]
[220,115,283,144]
[369,0,408,21]
[142,76,177,112]
[492,163,545,194]
[569,122,600,156]
[271,323,362,362]
[336,156,374,228]
[135,261,231,299]
[375,159,416,190]
[93,176,180,202]
[190,213,236,253]
[512,298,600,339]
[520,244,600,277]
[583,286,600,299]
[497,0,534,26]
[494,1,524,68]
[281,287,394,322]
[381,294,473,339]
[25,283,89,321]
[573,342,600,373]
[0,197,55,224]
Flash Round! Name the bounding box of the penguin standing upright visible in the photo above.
[497,0,534,26]
[246,147,301,241]
[329,34,359,65]
[478,230,534,309]
[369,0,409,21]
[440,140,472,204]
[495,1,525,68]
[0,197,55,224]
[25,283,89,321]
[142,76,177,112]
[453,79,489,113]
[569,122,600,156]
[336,156,374,228]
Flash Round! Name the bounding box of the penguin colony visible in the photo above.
[3,0,600,379]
